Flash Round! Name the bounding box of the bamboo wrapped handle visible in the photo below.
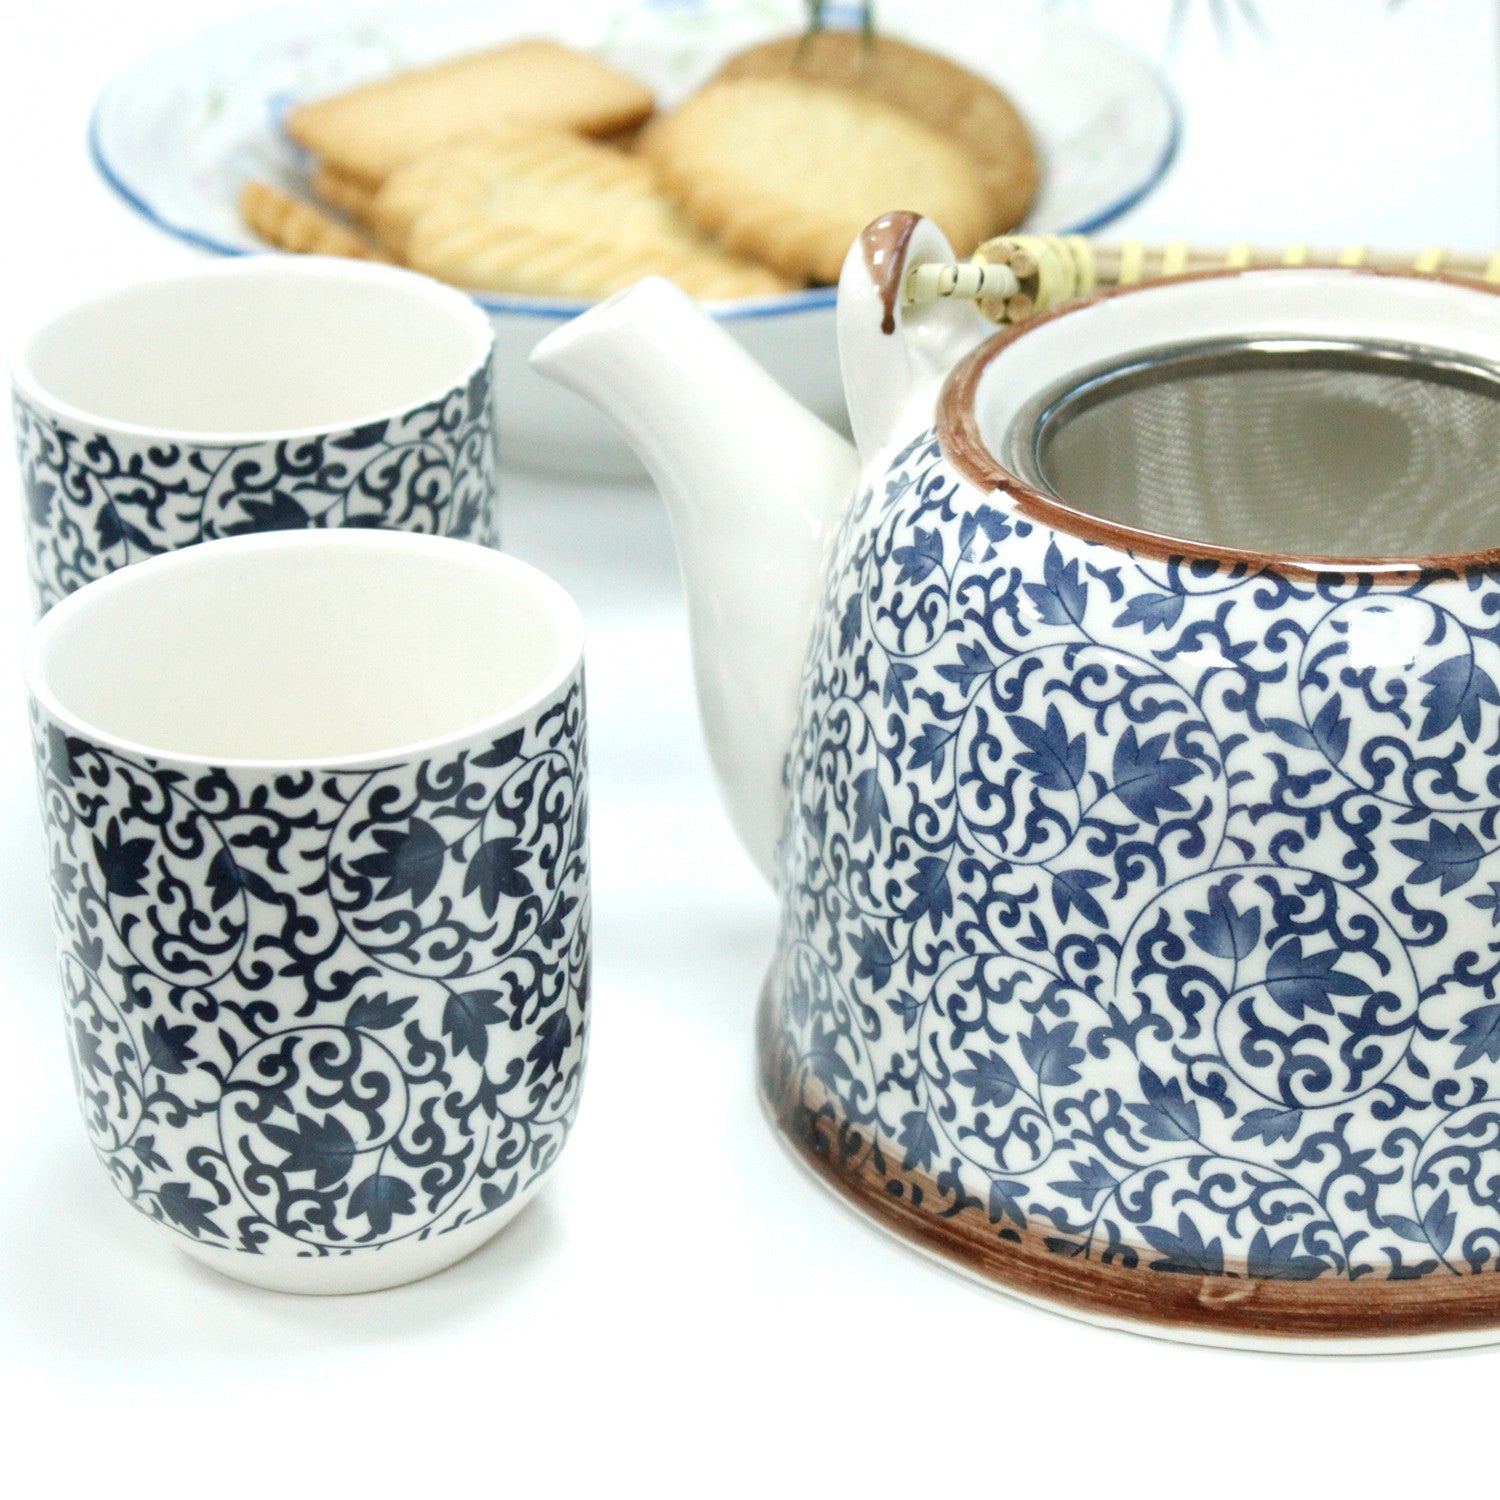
[904,237,1500,324]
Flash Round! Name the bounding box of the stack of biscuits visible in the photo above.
[242,31,1038,299]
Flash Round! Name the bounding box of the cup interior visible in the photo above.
[963,270,1500,560]
[26,533,581,764]
[15,259,492,436]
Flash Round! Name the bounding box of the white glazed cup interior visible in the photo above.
[961,268,1500,564]
[11,256,494,438]
[24,531,583,765]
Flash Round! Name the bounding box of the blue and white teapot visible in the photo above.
[536,214,1500,1349]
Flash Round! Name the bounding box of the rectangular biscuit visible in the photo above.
[285,40,655,186]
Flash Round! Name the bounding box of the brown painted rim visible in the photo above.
[937,266,1500,583]
[757,981,1500,1344]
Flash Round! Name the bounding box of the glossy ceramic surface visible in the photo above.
[89,0,1178,476]
[535,223,1500,1346]
[26,532,590,1293]
[11,257,497,613]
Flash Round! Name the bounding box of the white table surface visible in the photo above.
[2,2,1498,1494]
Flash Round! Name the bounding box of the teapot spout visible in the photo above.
[532,278,860,883]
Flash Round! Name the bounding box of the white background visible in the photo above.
[1,2,1498,1495]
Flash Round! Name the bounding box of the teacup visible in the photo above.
[11,257,498,613]
[25,530,589,1293]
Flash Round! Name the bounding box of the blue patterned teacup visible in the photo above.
[11,257,498,615]
[26,530,589,1293]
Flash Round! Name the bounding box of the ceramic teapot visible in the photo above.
[534,214,1500,1350]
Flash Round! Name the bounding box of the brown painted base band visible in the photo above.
[756,984,1500,1345]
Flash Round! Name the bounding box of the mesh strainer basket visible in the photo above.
[912,239,1500,562]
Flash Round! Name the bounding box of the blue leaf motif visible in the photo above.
[908,722,955,779]
[347,992,418,1032]
[1309,694,1350,763]
[1246,1228,1328,1281]
[953,1048,1019,1109]
[27,474,55,526]
[882,661,915,711]
[157,1181,226,1240]
[93,817,154,898]
[1009,703,1085,792]
[1185,879,1261,962]
[852,924,895,989]
[1469,882,1500,926]
[958,504,1010,560]
[1261,937,1371,1020]
[938,641,995,693]
[1419,651,1500,741]
[471,728,526,768]
[463,836,534,918]
[1265,716,1318,752]
[892,527,944,585]
[1019,1017,1084,1087]
[1141,1213,1225,1275]
[1233,1105,1303,1145]
[144,1017,196,1076]
[987,1177,1029,1228]
[443,989,507,1064]
[1394,820,1486,894]
[807,1027,853,1091]
[351,818,447,907]
[349,1173,417,1237]
[898,1110,938,1172]
[1023,541,1088,626]
[1114,590,1184,634]
[527,1008,573,1082]
[1423,1190,1456,1257]
[1454,1002,1500,1067]
[851,768,888,844]
[904,856,953,929]
[1110,725,1199,824]
[889,990,923,1032]
[1126,1065,1200,1142]
[224,490,311,535]
[1050,867,1109,927]
[260,1112,356,1190]
[838,592,862,655]
[1051,1157,1117,1208]
[205,846,275,911]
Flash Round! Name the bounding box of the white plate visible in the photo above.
[90,0,1179,477]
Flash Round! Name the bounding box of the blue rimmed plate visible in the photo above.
[90,0,1179,476]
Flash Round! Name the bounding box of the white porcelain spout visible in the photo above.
[532,278,860,882]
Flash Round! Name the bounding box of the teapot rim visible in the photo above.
[937,265,1500,584]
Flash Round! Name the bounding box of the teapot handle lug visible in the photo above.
[837,213,997,462]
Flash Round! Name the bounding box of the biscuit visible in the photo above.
[714,31,1038,231]
[393,129,793,300]
[239,180,380,258]
[285,40,655,186]
[310,162,377,223]
[640,77,999,283]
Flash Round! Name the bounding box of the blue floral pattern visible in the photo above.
[767,428,1500,1285]
[33,676,588,1266]
[15,363,497,612]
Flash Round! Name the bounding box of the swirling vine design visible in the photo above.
[14,363,497,612]
[767,428,1500,1281]
[35,677,588,1261]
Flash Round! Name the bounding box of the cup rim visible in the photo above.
[937,265,1500,581]
[24,531,584,772]
[9,255,495,446]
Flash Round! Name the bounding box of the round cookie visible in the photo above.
[714,31,1038,232]
[640,77,999,284]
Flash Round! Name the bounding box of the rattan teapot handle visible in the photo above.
[905,236,1500,324]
